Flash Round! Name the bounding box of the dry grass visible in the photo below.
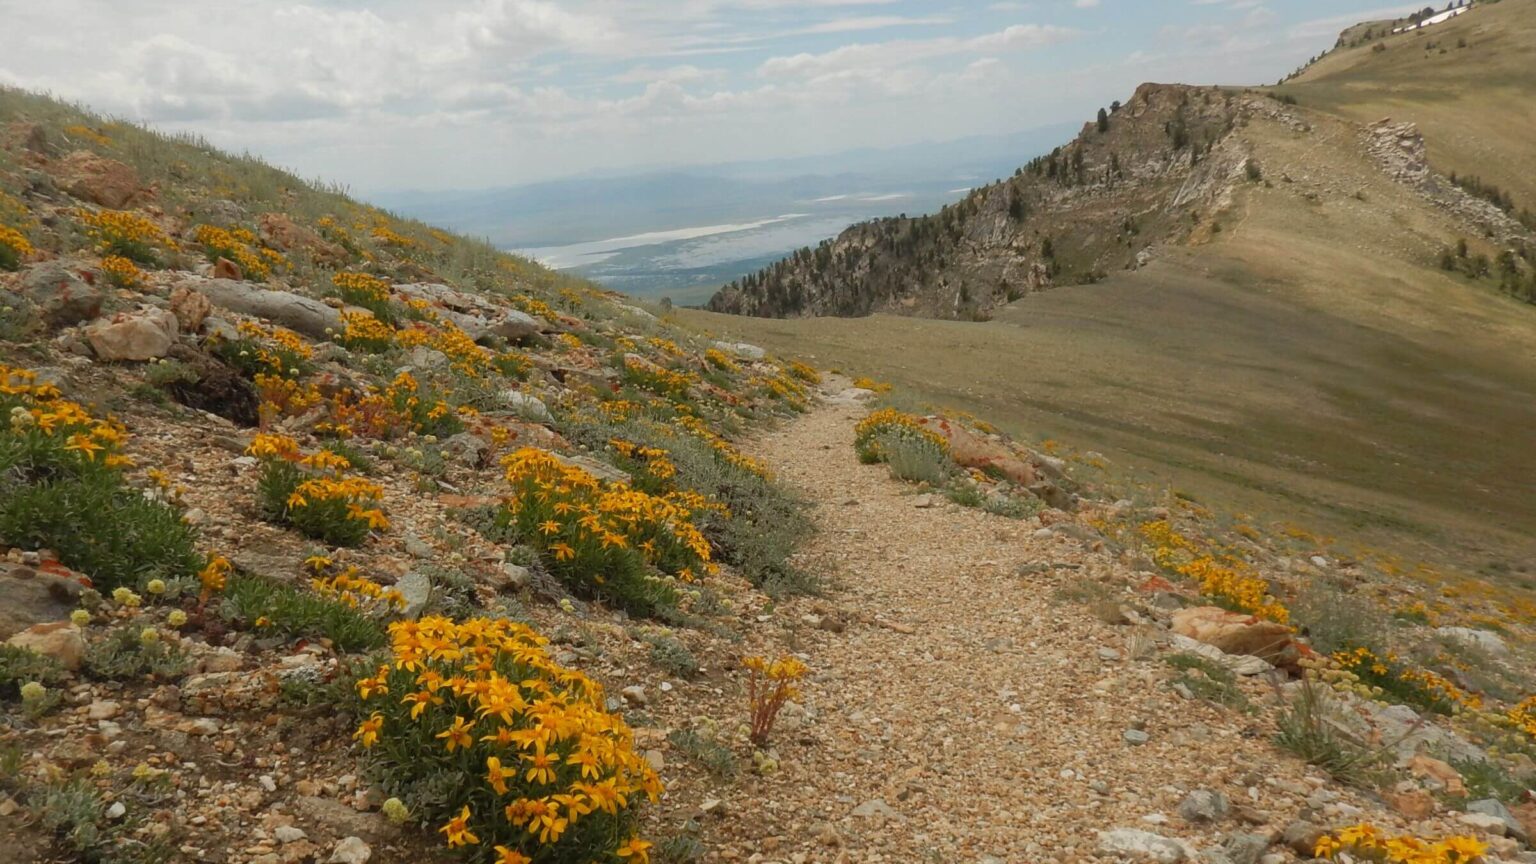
[1280,0,1536,214]
[678,100,1536,582]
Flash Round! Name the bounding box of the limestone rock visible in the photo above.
[19,263,103,327]
[87,308,179,361]
[190,278,342,340]
[258,213,347,266]
[327,837,371,864]
[917,416,1037,487]
[169,285,212,333]
[0,563,85,640]
[711,340,766,361]
[6,621,87,671]
[1096,828,1188,863]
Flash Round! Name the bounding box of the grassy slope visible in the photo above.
[679,83,1536,578]
[1280,0,1536,214]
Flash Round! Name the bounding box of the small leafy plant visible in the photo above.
[743,655,807,747]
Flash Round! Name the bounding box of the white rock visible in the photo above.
[87,700,121,720]
[105,801,127,820]
[851,799,898,819]
[394,572,432,618]
[1096,828,1188,863]
[274,825,307,843]
[1436,626,1509,657]
[328,836,372,864]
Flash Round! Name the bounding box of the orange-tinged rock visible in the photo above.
[1407,754,1466,797]
[916,416,1036,486]
[58,150,141,208]
[7,621,86,670]
[1384,789,1436,820]
[1171,605,1299,669]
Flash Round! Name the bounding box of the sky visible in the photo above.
[0,0,1422,194]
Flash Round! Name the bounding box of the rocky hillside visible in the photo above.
[708,0,1536,321]
[707,83,1276,320]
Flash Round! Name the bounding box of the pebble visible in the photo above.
[274,826,307,843]
[87,700,121,720]
[621,685,648,706]
[1124,729,1150,745]
[328,836,371,864]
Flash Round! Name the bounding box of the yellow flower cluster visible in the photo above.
[63,124,113,147]
[501,447,715,588]
[394,318,493,377]
[1510,694,1536,740]
[248,433,388,545]
[852,376,892,393]
[0,224,32,270]
[355,615,659,860]
[254,373,323,428]
[98,254,145,288]
[674,414,769,478]
[1137,520,1289,623]
[233,320,314,374]
[1332,646,1481,714]
[510,294,558,321]
[198,555,231,600]
[320,370,465,440]
[77,208,172,264]
[305,557,404,615]
[854,407,948,464]
[622,356,697,399]
[332,271,393,306]
[704,349,740,372]
[786,360,821,384]
[193,224,284,279]
[370,225,415,247]
[609,438,678,483]
[338,310,397,353]
[2,363,132,471]
[1315,823,1486,863]
[647,337,685,358]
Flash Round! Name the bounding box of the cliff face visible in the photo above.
[708,84,1281,320]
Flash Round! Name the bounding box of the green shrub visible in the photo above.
[876,429,952,485]
[666,728,738,780]
[83,624,188,681]
[0,365,201,592]
[220,571,386,652]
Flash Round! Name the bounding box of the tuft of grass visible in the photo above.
[667,728,738,781]
[220,572,386,652]
[644,633,700,679]
[1164,651,1251,712]
[1272,676,1385,787]
[876,429,952,485]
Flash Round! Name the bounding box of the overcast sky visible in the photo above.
[1,1,1418,194]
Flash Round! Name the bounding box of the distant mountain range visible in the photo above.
[373,124,1076,302]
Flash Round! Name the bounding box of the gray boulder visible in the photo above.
[189,278,342,340]
[20,263,102,327]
